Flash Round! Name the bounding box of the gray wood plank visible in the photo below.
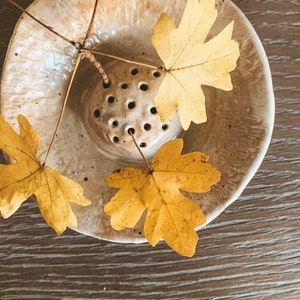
[0,0,300,299]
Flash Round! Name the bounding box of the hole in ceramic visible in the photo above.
[107,95,115,104]
[93,109,100,118]
[127,101,136,110]
[102,81,111,89]
[153,71,161,78]
[150,107,157,114]
[139,83,148,91]
[131,68,139,76]
[127,127,135,135]
[144,123,151,131]
[112,136,119,143]
[162,124,169,131]
[111,120,118,127]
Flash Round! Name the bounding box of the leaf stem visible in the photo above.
[84,51,109,85]
[83,0,99,46]
[42,53,82,165]
[7,0,162,72]
[129,132,152,173]
[6,0,75,46]
[82,48,160,71]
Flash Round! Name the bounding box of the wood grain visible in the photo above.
[0,0,300,299]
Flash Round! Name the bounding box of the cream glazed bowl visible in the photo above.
[0,0,274,243]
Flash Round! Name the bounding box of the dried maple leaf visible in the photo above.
[104,138,221,257]
[0,115,91,234]
[151,0,240,130]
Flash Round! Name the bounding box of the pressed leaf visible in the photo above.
[104,138,221,257]
[151,0,240,130]
[0,115,91,234]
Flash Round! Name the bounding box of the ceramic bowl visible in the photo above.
[0,0,274,243]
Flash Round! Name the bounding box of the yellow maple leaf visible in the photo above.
[104,138,221,257]
[0,115,91,234]
[151,0,240,130]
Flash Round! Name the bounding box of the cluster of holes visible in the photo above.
[119,82,149,91]
[111,118,169,148]
[130,68,161,79]
[93,68,168,149]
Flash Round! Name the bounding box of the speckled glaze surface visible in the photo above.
[0,0,274,243]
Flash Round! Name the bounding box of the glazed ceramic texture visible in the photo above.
[0,0,274,243]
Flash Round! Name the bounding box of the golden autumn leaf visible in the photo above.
[104,138,221,257]
[0,115,91,234]
[151,0,240,130]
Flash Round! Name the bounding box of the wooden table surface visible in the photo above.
[0,0,299,299]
